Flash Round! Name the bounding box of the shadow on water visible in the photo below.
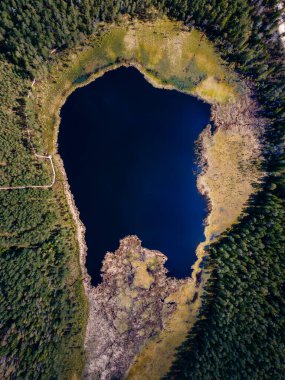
[59,67,210,286]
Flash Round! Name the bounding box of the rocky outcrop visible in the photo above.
[83,236,187,380]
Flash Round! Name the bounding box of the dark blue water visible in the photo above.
[59,67,210,285]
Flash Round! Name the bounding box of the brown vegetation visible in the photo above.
[83,236,188,380]
[198,94,266,244]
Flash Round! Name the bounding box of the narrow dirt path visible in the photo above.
[0,155,55,190]
[0,81,56,191]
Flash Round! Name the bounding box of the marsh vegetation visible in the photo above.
[0,1,284,379]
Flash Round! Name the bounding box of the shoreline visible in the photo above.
[49,61,214,379]
[55,154,91,292]
[34,55,264,379]
[50,59,213,291]
[52,58,210,154]
[125,91,265,379]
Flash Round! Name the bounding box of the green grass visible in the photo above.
[16,17,240,379]
[28,17,238,154]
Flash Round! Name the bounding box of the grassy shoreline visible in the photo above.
[24,17,263,379]
[124,97,264,380]
[27,17,237,153]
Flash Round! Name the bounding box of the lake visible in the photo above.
[59,67,210,285]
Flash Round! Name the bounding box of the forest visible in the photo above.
[165,0,285,379]
[0,0,284,379]
[0,63,87,378]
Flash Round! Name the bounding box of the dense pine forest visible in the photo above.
[0,64,87,378]
[165,1,285,379]
[0,0,284,379]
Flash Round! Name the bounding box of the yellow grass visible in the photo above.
[125,280,203,380]
[125,117,262,380]
[25,17,255,380]
[195,76,235,103]
[199,127,261,243]
[132,260,155,290]
[28,17,237,153]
